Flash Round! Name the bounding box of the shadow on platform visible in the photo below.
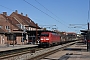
[64,48,87,52]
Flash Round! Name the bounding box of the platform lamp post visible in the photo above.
[22,25,26,45]
[21,25,23,45]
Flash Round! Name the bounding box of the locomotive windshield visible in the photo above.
[41,34,49,37]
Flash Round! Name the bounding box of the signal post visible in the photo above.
[80,30,90,51]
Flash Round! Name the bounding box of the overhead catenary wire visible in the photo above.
[0,0,68,28]
[23,0,68,27]
[35,0,68,25]
[35,0,59,18]
[0,2,47,29]
[0,0,77,32]
[23,0,78,32]
[0,5,14,11]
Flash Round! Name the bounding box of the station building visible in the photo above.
[0,10,42,45]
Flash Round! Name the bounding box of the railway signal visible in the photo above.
[80,30,88,35]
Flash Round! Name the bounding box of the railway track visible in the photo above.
[0,47,43,60]
[29,41,78,60]
[0,40,79,60]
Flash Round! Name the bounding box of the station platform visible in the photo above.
[0,44,38,52]
[41,42,90,60]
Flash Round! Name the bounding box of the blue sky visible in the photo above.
[0,0,89,33]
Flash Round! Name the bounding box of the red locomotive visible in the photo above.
[39,32,60,47]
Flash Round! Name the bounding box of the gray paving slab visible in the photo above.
[0,44,38,52]
[41,43,90,60]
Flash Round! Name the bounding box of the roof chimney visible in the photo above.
[21,12,23,16]
[15,10,18,14]
[3,12,7,16]
[26,14,28,17]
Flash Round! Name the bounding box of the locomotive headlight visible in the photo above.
[41,39,43,40]
[46,38,49,40]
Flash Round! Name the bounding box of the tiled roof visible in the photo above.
[10,12,40,28]
[1,14,22,31]
[7,16,20,24]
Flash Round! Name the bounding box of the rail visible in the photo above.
[0,40,79,60]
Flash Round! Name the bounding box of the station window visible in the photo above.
[5,26,10,30]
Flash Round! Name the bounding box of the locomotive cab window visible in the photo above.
[41,34,49,37]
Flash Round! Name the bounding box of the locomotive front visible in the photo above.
[39,32,50,47]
